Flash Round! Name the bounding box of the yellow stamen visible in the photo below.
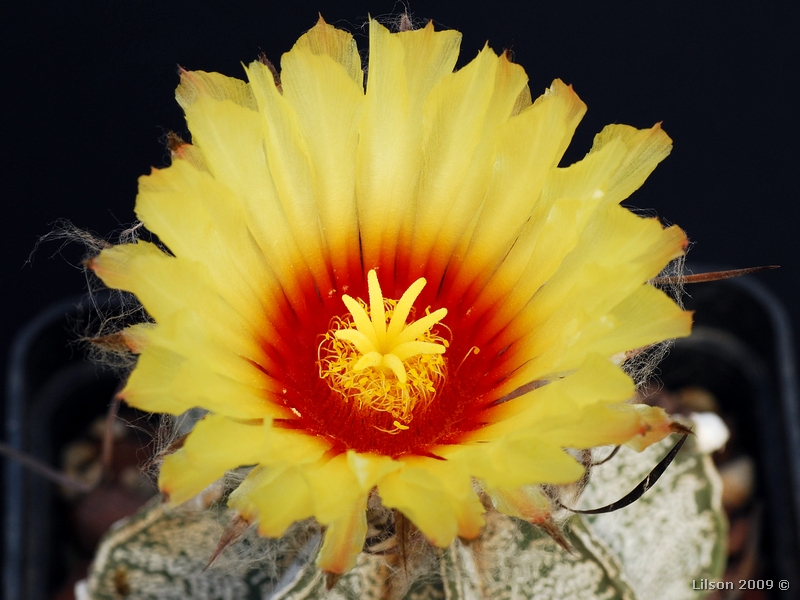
[318,270,448,427]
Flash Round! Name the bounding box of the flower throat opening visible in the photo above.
[318,270,449,433]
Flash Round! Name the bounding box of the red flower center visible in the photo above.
[262,267,513,458]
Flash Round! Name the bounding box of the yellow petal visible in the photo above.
[548,403,648,449]
[584,284,693,357]
[590,123,673,205]
[142,308,277,390]
[300,453,393,572]
[346,451,402,491]
[282,19,364,280]
[177,97,313,307]
[451,357,642,489]
[483,354,634,428]
[356,20,461,270]
[451,79,586,291]
[292,17,363,87]
[121,344,284,418]
[472,137,628,323]
[455,437,586,490]
[246,59,334,291]
[378,458,484,545]
[304,454,364,523]
[625,405,677,451]
[496,206,689,387]
[228,465,315,537]
[521,207,683,337]
[317,495,368,574]
[159,414,268,505]
[419,53,530,282]
[176,68,257,111]
[409,47,521,269]
[259,428,332,466]
[488,485,552,524]
[91,242,275,362]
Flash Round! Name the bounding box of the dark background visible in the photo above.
[1,2,799,595]
[1,1,796,389]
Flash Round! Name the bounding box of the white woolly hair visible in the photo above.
[624,254,688,389]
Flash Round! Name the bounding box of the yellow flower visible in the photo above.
[89,17,692,574]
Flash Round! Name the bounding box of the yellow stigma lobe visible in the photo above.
[318,270,448,427]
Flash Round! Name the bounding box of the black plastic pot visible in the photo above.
[3,294,125,600]
[3,274,799,599]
